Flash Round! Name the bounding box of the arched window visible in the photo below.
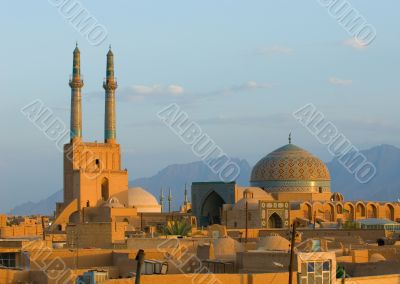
[201,191,225,226]
[101,177,109,201]
[356,203,366,218]
[385,204,395,221]
[268,212,283,228]
[367,204,377,218]
[303,203,312,220]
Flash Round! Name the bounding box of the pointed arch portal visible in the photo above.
[268,212,283,228]
[201,191,225,226]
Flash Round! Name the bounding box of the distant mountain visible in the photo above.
[8,158,251,215]
[327,144,400,202]
[9,144,400,216]
[8,190,62,216]
[129,158,251,210]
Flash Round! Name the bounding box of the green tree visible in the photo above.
[164,220,191,236]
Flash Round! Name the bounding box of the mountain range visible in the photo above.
[8,144,400,216]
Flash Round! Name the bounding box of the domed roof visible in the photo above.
[250,143,330,193]
[234,187,274,210]
[257,234,290,251]
[128,187,160,208]
[101,197,124,208]
[370,253,386,262]
[213,237,245,260]
[234,198,260,210]
[238,187,274,200]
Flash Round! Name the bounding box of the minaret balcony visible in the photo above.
[69,78,84,88]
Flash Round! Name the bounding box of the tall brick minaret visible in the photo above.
[69,43,84,141]
[103,46,118,143]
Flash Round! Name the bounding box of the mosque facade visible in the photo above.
[193,138,400,229]
[52,45,400,235]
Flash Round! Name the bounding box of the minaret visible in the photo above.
[180,183,192,213]
[69,43,84,141]
[184,184,189,205]
[159,188,164,213]
[103,46,118,143]
[168,188,172,213]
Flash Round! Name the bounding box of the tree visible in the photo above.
[164,220,191,236]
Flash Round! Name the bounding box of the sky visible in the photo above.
[0,1,399,212]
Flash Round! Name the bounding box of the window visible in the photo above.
[301,260,331,284]
[307,262,314,272]
[0,253,16,268]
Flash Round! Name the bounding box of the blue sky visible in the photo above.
[0,1,399,212]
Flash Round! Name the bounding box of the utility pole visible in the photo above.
[313,210,316,229]
[288,222,297,284]
[245,200,248,243]
[135,249,145,284]
[41,216,45,241]
[140,213,143,231]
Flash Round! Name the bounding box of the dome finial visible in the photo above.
[288,132,292,144]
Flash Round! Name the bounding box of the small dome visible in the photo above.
[213,237,244,260]
[101,197,124,208]
[244,188,254,194]
[234,198,260,210]
[251,143,330,193]
[128,187,161,213]
[257,234,290,251]
[370,253,386,262]
[237,187,274,200]
[234,187,274,210]
[331,192,344,202]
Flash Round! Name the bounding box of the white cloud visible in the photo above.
[258,45,293,55]
[245,80,272,90]
[167,85,184,96]
[218,81,273,96]
[341,38,367,50]
[86,80,273,105]
[124,84,185,100]
[131,84,162,95]
[329,77,353,86]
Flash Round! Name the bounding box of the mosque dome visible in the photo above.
[250,143,330,193]
[128,187,161,213]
